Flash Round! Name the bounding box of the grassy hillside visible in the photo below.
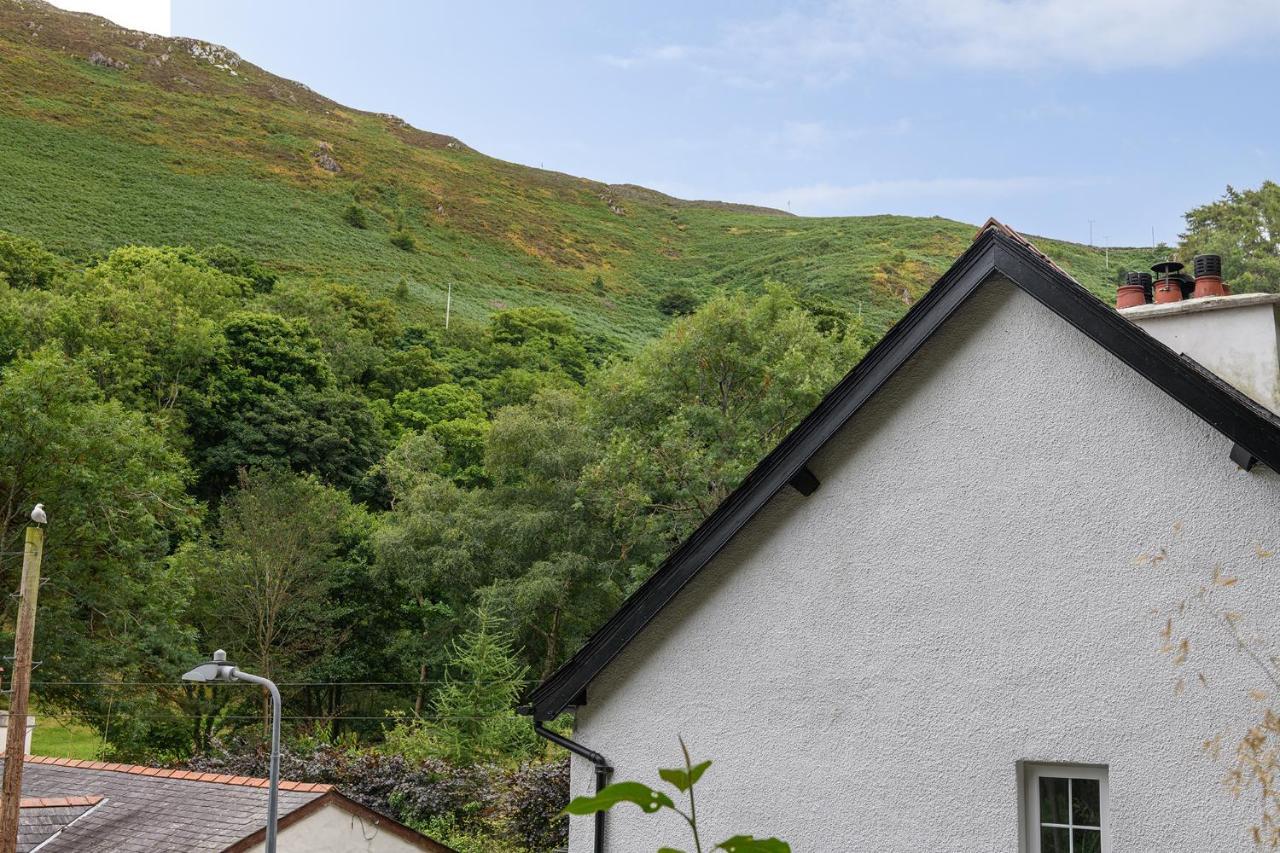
[0,0,1159,346]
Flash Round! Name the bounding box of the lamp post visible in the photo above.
[183,650,281,853]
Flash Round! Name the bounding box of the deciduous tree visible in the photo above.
[1181,181,1280,293]
[585,285,862,576]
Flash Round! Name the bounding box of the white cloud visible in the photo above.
[748,175,1096,215]
[600,43,694,70]
[48,0,171,36]
[1016,102,1092,122]
[607,0,1280,81]
[776,120,838,152]
[762,118,913,158]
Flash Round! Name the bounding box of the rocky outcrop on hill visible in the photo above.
[87,50,126,69]
[314,142,342,172]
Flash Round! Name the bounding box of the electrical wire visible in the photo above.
[25,711,517,721]
[30,680,512,686]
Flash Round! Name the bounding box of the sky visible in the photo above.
[51,1,1280,246]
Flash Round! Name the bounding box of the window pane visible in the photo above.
[1039,776,1069,824]
[1040,826,1070,853]
[1072,778,1101,827]
[1074,828,1102,853]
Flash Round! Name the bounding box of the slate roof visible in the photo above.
[1,756,451,852]
[18,797,102,853]
[522,219,1280,722]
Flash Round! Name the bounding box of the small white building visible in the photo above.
[523,222,1280,851]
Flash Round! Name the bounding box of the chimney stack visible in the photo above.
[1115,242,1280,413]
[1192,254,1228,298]
[1119,279,1280,414]
[0,713,34,755]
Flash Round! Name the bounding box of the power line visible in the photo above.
[31,680,515,687]
[27,711,515,721]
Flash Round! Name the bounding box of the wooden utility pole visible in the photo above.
[0,524,44,853]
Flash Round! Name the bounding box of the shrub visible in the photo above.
[416,815,525,853]
[199,244,277,293]
[656,289,698,316]
[343,202,368,229]
[390,230,417,252]
[501,759,569,851]
[185,744,569,851]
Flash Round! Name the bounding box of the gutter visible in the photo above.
[531,719,612,853]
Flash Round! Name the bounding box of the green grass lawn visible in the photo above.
[29,711,101,760]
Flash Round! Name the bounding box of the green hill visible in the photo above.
[0,0,1158,346]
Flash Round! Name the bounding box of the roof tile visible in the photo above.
[5,759,329,851]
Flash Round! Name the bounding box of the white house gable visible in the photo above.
[568,275,1280,852]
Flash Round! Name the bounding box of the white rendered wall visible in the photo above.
[568,277,1280,852]
[1123,294,1280,413]
[242,802,429,853]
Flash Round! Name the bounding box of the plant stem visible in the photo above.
[681,738,703,853]
[688,785,702,853]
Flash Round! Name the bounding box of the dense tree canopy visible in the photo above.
[1181,181,1280,293]
[0,348,199,755]
[585,285,865,572]
[0,232,59,290]
[187,311,385,497]
[0,229,873,777]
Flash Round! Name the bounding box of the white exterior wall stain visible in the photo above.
[567,278,1280,852]
[241,802,428,853]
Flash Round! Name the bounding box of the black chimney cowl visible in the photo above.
[1124,271,1153,302]
[1193,254,1222,279]
[1152,261,1194,299]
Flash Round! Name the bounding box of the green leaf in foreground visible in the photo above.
[658,759,712,792]
[563,781,675,816]
[716,836,791,853]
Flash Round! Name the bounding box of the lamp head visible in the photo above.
[182,650,235,683]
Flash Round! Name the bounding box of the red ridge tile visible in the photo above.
[21,755,320,792]
[20,795,103,808]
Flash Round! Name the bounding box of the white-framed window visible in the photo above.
[1024,763,1109,853]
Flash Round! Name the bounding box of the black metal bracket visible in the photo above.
[1231,442,1259,471]
[789,465,820,496]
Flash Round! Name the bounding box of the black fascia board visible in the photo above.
[522,228,1280,721]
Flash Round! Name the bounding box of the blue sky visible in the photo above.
[57,1,1280,246]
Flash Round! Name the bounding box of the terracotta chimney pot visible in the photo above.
[1154,280,1183,303]
[1152,261,1186,304]
[1117,272,1152,309]
[1192,254,1228,299]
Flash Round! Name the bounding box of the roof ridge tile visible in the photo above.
[22,755,319,792]
[20,794,103,808]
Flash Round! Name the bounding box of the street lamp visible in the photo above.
[183,650,281,853]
